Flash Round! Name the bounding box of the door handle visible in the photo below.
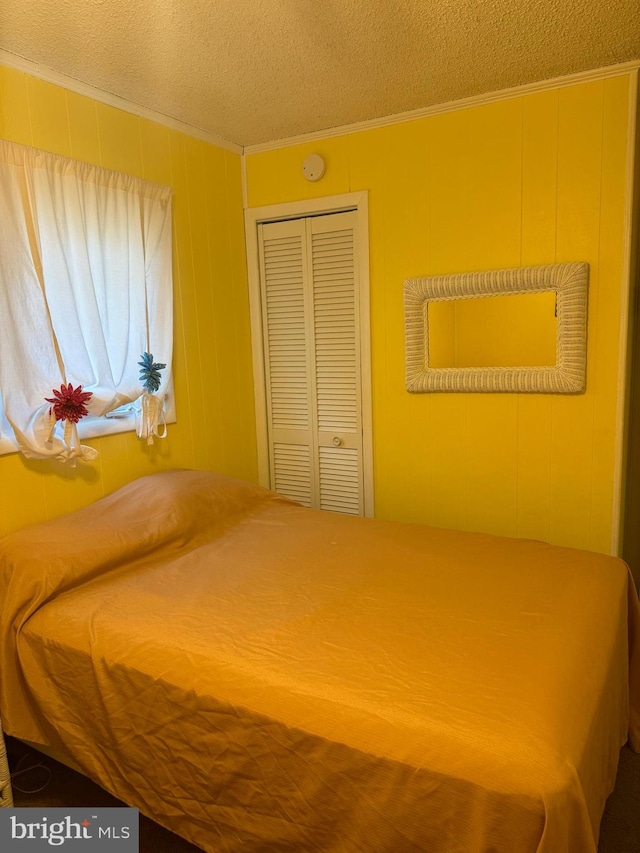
[332,436,343,446]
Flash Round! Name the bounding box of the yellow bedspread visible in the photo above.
[1,470,639,852]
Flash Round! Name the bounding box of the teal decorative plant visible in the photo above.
[138,352,166,393]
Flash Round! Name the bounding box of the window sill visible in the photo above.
[0,398,176,457]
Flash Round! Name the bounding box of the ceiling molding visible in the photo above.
[244,60,640,155]
[2,49,638,158]
[0,49,242,154]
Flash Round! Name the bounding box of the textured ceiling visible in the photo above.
[1,0,639,148]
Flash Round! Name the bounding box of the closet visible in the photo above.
[256,210,367,515]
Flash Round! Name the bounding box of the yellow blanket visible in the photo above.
[1,470,638,852]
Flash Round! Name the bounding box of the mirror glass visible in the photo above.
[427,291,557,369]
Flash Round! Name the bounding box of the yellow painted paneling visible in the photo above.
[515,396,553,542]
[245,148,287,206]
[428,396,468,532]
[66,91,101,165]
[224,150,259,482]
[246,74,634,554]
[0,67,258,538]
[123,429,168,484]
[425,109,470,275]
[0,455,47,531]
[95,103,144,175]
[27,78,71,157]
[466,98,522,271]
[383,120,431,282]
[40,450,103,521]
[466,394,519,538]
[96,433,143,497]
[521,89,559,265]
[0,66,32,146]
[139,118,172,185]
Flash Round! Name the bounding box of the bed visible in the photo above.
[0,469,638,852]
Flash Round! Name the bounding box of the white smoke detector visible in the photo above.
[302,154,325,182]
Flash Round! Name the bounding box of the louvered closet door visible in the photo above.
[259,218,314,507]
[309,212,363,515]
[259,211,363,515]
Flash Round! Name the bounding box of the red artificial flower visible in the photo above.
[45,383,93,423]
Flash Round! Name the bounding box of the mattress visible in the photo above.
[1,469,638,852]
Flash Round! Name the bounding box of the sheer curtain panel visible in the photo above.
[0,139,173,461]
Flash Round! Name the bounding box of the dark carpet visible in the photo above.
[6,736,640,851]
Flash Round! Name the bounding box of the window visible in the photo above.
[0,139,173,462]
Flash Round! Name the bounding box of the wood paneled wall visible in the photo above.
[0,66,258,537]
[246,75,635,554]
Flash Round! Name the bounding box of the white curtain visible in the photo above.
[0,139,172,461]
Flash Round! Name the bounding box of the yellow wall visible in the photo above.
[0,66,258,537]
[1,68,633,555]
[246,75,634,554]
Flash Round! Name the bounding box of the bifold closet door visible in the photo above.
[258,211,363,515]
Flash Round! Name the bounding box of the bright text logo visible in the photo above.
[0,808,138,850]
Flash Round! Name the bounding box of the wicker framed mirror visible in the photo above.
[404,262,589,393]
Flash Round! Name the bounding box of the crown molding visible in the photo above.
[244,60,640,155]
[0,49,242,154]
[2,49,638,158]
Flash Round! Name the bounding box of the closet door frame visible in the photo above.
[245,192,374,517]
